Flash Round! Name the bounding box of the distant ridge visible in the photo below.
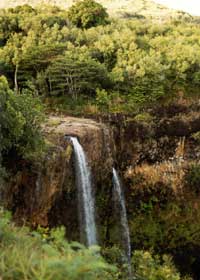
[0,0,192,20]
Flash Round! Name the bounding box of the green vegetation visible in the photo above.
[0,209,116,280]
[0,76,44,172]
[46,54,111,98]
[0,2,200,116]
[125,161,200,278]
[0,1,199,279]
[67,0,109,28]
[0,209,188,280]
[132,251,191,280]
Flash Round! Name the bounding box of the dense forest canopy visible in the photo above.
[0,2,200,106]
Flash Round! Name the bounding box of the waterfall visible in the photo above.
[113,168,132,273]
[70,137,97,247]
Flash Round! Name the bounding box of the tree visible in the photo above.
[46,54,111,99]
[0,29,66,94]
[0,33,25,93]
[0,76,44,159]
[67,0,109,29]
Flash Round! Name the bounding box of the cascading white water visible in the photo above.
[70,137,97,247]
[113,168,132,272]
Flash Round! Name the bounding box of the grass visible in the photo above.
[126,160,186,192]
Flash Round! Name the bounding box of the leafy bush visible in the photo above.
[0,208,116,280]
[132,250,190,280]
[96,88,111,111]
[67,0,109,29]
[102,247,189,280]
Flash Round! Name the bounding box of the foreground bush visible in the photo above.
[0,208,190,280]
[132,250,191,280]
[0,209,116,280]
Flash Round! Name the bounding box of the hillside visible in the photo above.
[1,0,200,278]
[0,0,192,19]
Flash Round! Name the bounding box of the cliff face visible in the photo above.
[110,102,200,278]
[3,104,200,226]
[2,102,200,276]
[44,116,114,180]
[4,146,69,226]
[3,116,114,241]
[111,104,200,169]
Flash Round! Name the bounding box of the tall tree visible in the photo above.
[46,54,111,98]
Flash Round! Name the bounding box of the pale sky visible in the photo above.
[154,0,200,16]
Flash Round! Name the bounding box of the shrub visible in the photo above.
[102,247,190,280]
[0,208,116,280]
[132,250,188,280]
[96,88,111,111]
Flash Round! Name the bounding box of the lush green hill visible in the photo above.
[0,0,192,20]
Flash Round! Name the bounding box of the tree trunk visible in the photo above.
[14,64,19,94]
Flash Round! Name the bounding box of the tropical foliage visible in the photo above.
[0,209,116,280]
[0,76,44,172]
[0,2,200,114]
[0,209,188,280]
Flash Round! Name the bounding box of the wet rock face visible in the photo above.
[4,146,70,227]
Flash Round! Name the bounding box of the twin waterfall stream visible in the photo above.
[70,137,97,246]
[70,137,132,272]
[113,168,132,273]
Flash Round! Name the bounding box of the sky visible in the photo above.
[154,0,200,16]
